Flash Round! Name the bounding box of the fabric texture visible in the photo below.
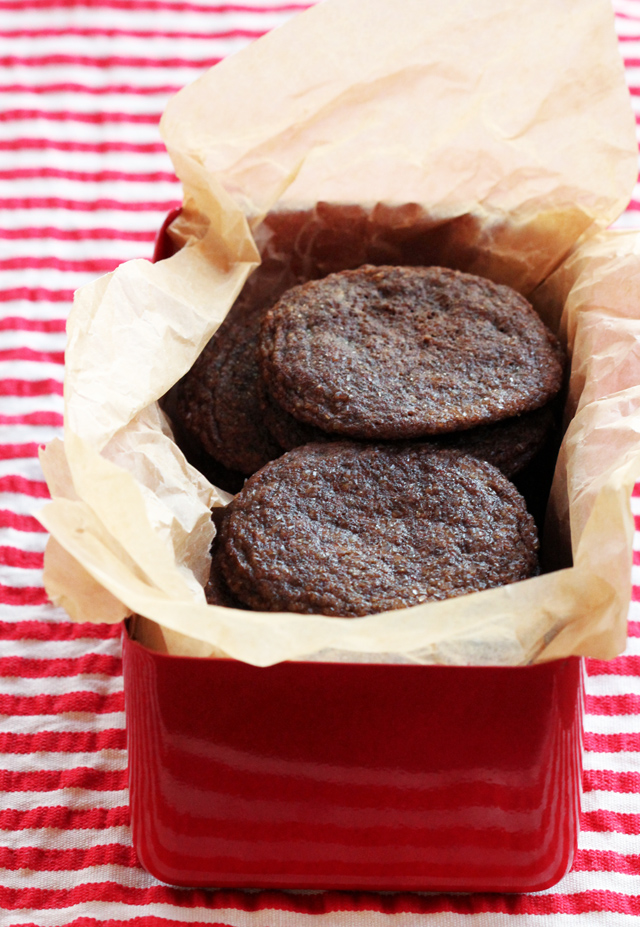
[2,1,640,923]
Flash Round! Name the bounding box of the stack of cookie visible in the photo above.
[174,265,565,617]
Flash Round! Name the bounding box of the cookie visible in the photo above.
[204,506,248,609]
[259,265,564,440]
[175,299,281,476]
[436,404,556,478]
[256,374,327,451]
[217,442,539,618]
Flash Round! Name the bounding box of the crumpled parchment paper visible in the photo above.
[37,0,640,665]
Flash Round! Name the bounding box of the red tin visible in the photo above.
[124,211,584,892]
[123,626,583,892]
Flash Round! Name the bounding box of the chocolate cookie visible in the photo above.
[217,442,539,618]
[259,265,564,440]
[175,299,281,476]
[256,374,327,451]
[205,506,248,609]
[436,404,556,478]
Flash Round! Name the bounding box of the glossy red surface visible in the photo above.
[123,628,583,892]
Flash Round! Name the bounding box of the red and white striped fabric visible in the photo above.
[2,1,640,924]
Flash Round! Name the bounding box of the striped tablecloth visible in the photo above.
[2,1,640,924]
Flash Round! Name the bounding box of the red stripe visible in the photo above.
[581,810,640,835]
[1,108,162,125]
[628,617,640,634]
[0,412,63,426]
[584,769,640,793]
[0,379,63,396]
[0,55,222,69]
[0,197,180,212]
[0,476,50,497]
[584,731,640,753]
[0,620,121,641]
[0,729,126,754]
[0,167,177,183]
[0,655,122,678]
[0,586,49,606]
[632,483,640,496]
[573,849,640,874]
[0,512,47,533]
[0,257,120,274]
[0,806,128,832]
[0,767,127,792]
[0,228,154,243]
[587,655,640,676]
[0,82,181,96]
[0,316,66,331]
[0,548,44,569]
[0,138,167,154]
[0,690,124,717]
[0,842,137,872]
[0,0,311,10]
[2,885,640,916]
[0,347,64,364]
[0,443,43,460]
[0,26,266,39]
[586,692,640,715]
[0,288,74,304]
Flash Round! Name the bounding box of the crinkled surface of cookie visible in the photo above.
[218,442,539,617]
[260,265,564,439]
[175,300,281,475]
[436,404,556,477]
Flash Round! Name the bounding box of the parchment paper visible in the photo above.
[37,0,640,665]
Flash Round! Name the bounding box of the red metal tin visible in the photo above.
[126,211,584,891]
[123,626,583,892]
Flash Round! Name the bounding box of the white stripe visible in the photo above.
[0,268,112,291]
[585,713,640,734]
[0,825,131,852]
[583,750,640,773]
[579,828,640,854]
[0,565,44,587]
[0,393,64,415]
[0,531,48,554]
[0,712,125,734]
[622,635,640,656]
[0,177,180,202]
[0,7,297,32]
[0,459,47,481]
[585,673,640,695]
[0,750,127,773]
[0,210,172,233]
[0,236,150,263]
[0,864,155,893]
[4,34,255,60]
[0,493,51,516]
[0,637,120,659]
[0,331,66,351]
[582,788,640,814]
[0,117,165,145]
[0,675,122,698]
[0,787,127,812]
[0,603,74,621]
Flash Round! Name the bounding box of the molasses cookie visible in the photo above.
[259,265,564,440]
[436,404,556,478]
[217,442,539,618]
[175,299,281,476]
